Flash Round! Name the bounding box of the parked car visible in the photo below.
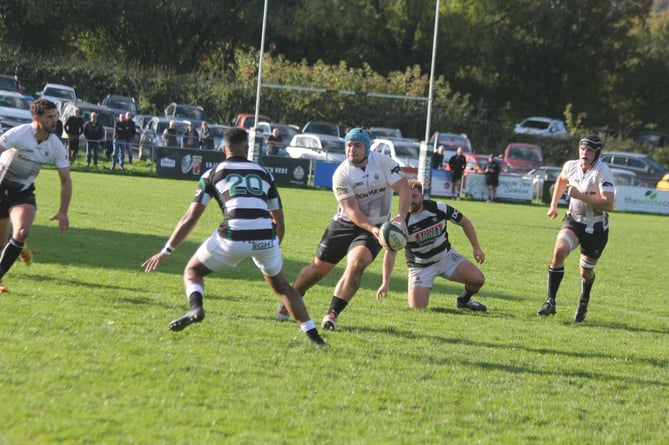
[656,173,669,191]
[36,83,77,112]
[286,133,346,162]
[60,101,117,155]
[503,142,544,174]
[525,166,567,204]
[0,74,23,95]
[0,90,32,134]
[610,168,644,187]
[371,138,420,168]
[100,94,137,117]
[138,116,191,159]
[233,113,272,129]
[256,122,300,143]
[302,121,344,137]
[514,117,567,137]
[369,127,403,139]
[428,132,473,163]
[599,151,667,188]
[635,131,667,148]
[208,124,232,149]
[164,103,211,127]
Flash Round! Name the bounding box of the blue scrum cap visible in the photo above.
[345,127,371,154]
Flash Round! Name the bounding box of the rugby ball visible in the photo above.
[379,221,406,252]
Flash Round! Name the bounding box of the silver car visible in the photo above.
[286,133,346,163]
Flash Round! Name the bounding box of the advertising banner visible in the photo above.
[259,156,311,187]
[465,174,534,201]
[155,147,225,179]
[614,186,669,215]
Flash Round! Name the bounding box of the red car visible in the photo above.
[233,113,272,129]
[503,143,543,174]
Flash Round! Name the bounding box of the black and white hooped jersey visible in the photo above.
[193,156,282,241]
[562,159,615,231]
[0,123,68,190]
[404,200,463,268]
[331,151,406,225]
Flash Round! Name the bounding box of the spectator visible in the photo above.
[432,145,445,170]
[266,128,283,155]
[181,122,199,148]
[484,154,501,202]
[448,146,467,199]
[83,112,104,167]
[64,107,84,164]
[199,121,214,150]
[123,112,135,165]
[162,120,178,147]
[112,113,128,170]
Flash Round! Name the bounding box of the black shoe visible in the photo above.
[456,298,487,312]
[537,300,556,316]
[169,307,205,331]
[306,329,328,347]
[574,300,589,323]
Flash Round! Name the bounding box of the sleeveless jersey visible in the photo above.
[331,151,405,225]
[0,123,68,191]
[404,200,464,268]
[561,159,615,232]
[194,156,282,241]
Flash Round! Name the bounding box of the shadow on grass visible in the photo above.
[342,324,668,386]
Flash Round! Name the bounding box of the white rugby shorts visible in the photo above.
[195,230,284,277]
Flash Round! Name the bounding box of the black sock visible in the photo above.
[457,286,477,303]
[188,291,203,310]
[580,275,595,304]
[306,328,326,345]
[0,237,24,280]
[547,267,564,302]
[328,296,348,316]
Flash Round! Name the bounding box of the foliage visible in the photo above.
[1,171,667,444]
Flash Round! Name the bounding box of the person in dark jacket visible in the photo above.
[64,107,84,164]
[83,112,105,167]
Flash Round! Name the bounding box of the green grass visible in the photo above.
[1,170,667,444]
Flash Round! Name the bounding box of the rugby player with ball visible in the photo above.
[376,179,488,312]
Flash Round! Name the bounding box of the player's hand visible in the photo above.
[50,212,69,232]
[376,284,390,300]
[547,206,558,220]
[390,215,408,236]
[142,252,169,272]
[473,247,485,264]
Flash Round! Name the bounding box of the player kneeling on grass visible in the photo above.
[376,179,487,312]
[142,128,327,347]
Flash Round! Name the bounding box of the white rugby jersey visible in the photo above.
[0,123,68,190]
[194,156,281,241]
[331,151,405,225]
[404,200,463,268]
[562,159,615,232]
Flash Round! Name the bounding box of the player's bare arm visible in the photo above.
[566,187,615,212]
[50,166,72,232]
[458,216,485,264]
[339,196,378,235]
[390,178,411,234]
[376,249,398,300]
[548,173,569,219]
[269,209,285,244]
[142,202,206,272]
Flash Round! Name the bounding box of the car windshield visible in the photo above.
[176,106,209,121]
[0,78,18,91]
[322,138,345,152]
[521,120,550,130]
[436,135,470,151]
[395,143,419,158]
[106,98,136,112]
[0,94,29,110]
[44,87,75,101]
[306,123,339,136]
[80,109,116,127]
[208,126,228,138]
[276,126,299,141]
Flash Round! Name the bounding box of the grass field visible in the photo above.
[1,170,667,444]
